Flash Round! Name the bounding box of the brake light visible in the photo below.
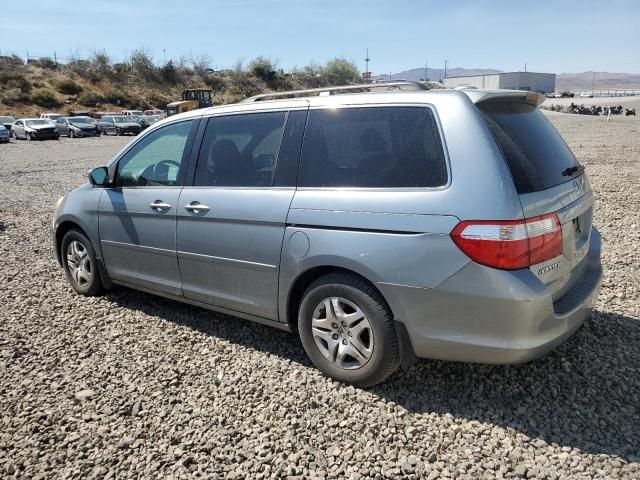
[451,213,562,270]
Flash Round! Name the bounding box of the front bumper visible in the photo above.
[30,130,59,139]
[380,227,602,364]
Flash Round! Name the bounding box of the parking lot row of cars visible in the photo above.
[0,110,164,142]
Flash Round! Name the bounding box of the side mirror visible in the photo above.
[89,166,110,187]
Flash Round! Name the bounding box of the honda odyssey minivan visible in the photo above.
[52,83,602,386]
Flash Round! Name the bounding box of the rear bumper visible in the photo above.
[380,227,602,364]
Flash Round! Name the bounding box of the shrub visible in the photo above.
[104,88,131,105]
[249,56,277,83]
[203,74,227,91]
[323,58,360,86]
[78,91,105,107]
[29,88,62,108]
[54,78,83,95]
[1,88,28,105]
[0,72,32,93]
[32,57,57,69]
[160,60,179,85]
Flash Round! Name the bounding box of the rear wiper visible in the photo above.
[562,165,585,177]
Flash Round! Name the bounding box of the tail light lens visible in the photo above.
[451,213,562,270]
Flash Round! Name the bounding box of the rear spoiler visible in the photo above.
[461,90,545,107]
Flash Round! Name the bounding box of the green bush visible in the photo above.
[29,88,62,108]
[0,72,32,93]
[78,91,105,107]
[104,89,131,105]
[1,88,28,105]
[323,58,360,86]
[54,78,83,95]
[249,56,277,83]
[32,57,57,69]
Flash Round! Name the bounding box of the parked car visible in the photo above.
[51,84,602,387]
[55,116,101,138]
[0,124,10,143]
[0,116,16,131]
[98,115,141,136]
[121,110,143,118]
[579,92,594,98]
[136,114,161,130]
[561,91,575,98]
[40,113,63,124]
[12,118,59,140]
[143,109,164,116]
[546,92,562,98]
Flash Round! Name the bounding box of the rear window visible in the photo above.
[478,102,580,194]
[298,106,447,188]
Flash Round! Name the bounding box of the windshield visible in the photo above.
[478,102,581,194]
[114,116,130,123]
[70,117,92,124]
[47,114,62,120]
[25,119,50,126]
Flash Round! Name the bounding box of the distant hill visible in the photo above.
[385,66,640,91]
[556,72,640,91]
[380,67,501,82]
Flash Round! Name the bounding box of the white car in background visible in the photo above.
[40,113,63,124]
[579,92,594,98]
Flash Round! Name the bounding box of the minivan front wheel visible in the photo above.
[61,229,103,296]
[298,273,399,387]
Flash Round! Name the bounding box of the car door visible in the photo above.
[13,121,24,138]
[176,106,307,320]
[98,118,198,295]
[56,118,68,135]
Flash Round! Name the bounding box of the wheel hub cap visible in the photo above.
[66,240,92,287]
[311,297,374,370]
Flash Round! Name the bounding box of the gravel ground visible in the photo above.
[0,116,639,479]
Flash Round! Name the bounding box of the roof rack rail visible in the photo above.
[241,81,428,103]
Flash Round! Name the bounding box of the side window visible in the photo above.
[115,120,193,187]
[298,107,448,188]
[194,112,286,187]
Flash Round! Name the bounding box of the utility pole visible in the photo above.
[163,49,166,65]
[444,60,448,79]
[424,60,428,82]
[54,51,57,66]
[524,62,527,72]
[592,71,596,93]
[365,48,370,75]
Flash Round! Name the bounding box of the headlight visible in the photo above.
[55,196,64,209]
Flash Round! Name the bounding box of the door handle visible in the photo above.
[184,202,210,213]
[150,201,172,211]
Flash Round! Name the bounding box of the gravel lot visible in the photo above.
[1,114,639,479]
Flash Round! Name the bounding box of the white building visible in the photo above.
[444,72,556,93]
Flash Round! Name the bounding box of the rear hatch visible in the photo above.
[476,94,594,301]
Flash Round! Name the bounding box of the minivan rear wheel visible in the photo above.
[61,229,103,296]
[298,273,399,387]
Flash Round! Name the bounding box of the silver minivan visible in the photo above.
[51,83,602,386]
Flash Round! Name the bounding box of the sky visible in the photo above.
[1,0,639,74]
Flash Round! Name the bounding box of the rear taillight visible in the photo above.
[451,213,562,270]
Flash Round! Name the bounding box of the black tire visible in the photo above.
[25,132,31,141]
[60,229,104,296]
[69,129,74,138]
[116,128,123,136]
[298,273,399,387]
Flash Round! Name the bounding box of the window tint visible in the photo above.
[194,112,286,187]
[116,120,193,187]
[298,107,447,188]
[478,102,580,194]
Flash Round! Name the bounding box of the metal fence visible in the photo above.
[571,89,640,97]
